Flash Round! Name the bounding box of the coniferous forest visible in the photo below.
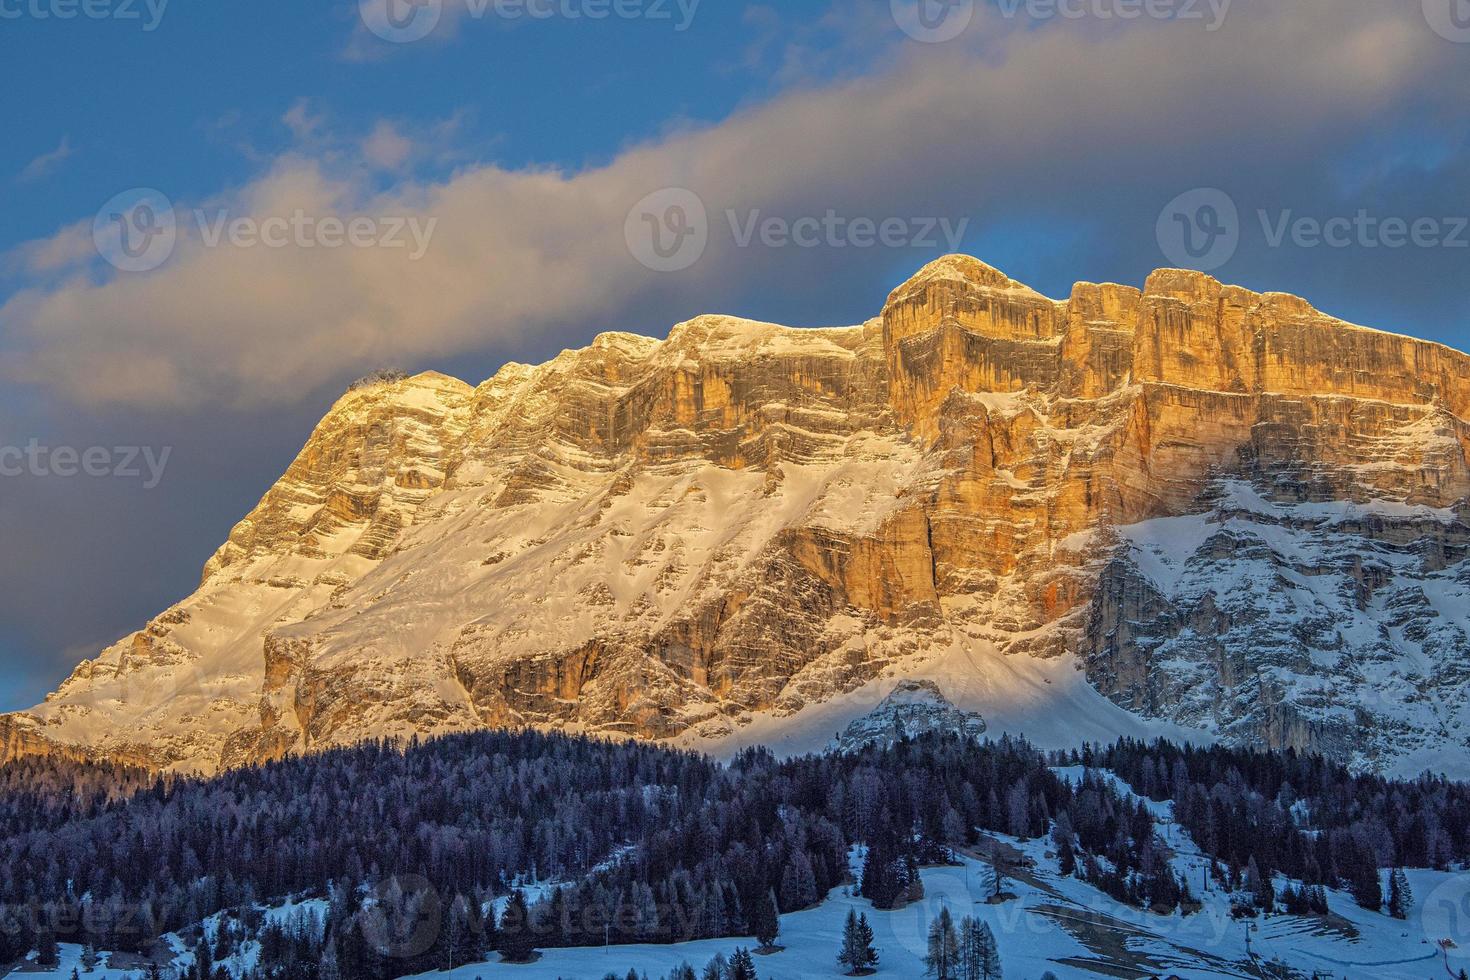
[0,731,1466,978]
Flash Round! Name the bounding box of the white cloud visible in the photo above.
[282,99,324,142]
[2,220,94,277]
[362,122,417,171]
[17,136,74,183]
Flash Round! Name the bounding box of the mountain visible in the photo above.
[828,680,987,752]
[5,255,1470,776]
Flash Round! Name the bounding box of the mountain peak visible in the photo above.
[830,680,987,753]
[9,256,1470,777]
[884,254,1048,312]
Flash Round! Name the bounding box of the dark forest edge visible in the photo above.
[0,729,1465,979]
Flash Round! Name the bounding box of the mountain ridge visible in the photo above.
[6,254,1470,776]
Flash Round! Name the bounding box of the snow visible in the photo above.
[29,763,1459,980]
[681,640,1212,762]
[402,808,1454,980]
[1102,476,1470,779]
[41,836,1461,979]
[405,848,1101,980]
[19,271,1470,782]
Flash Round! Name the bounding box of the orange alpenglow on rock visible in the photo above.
[5,255,1469,778]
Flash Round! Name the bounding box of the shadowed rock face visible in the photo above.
[7,255,1470,776]
[830,680,987,753]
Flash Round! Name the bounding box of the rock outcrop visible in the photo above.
[7,255,1469,776]
[829,680,987,752]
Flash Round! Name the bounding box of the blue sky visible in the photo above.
[2,0,1469,709]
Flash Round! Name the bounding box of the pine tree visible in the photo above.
[499,889,537,963]
[80,944,100,973]
[319,937,342,980]
[904,854,925,904]
[35,929,60,968]
[987,845,1009,901]
[839,908,864,974]
[751,889,780,949]
[1347,850,1383,912]
[1057,839,1076,877]
[856,913,878,971]
[630,882,660,942]
[959,916,983,980]
[838,908,879,974]
[1388,868,1412,919]
[701,952,728,980]
[728,946,758,980]
[780,851,818,911]
[959,916,1000,980]
[860,840,900,910]
[544,885,570,947]
[194,934,214,978]
[925,906,960,979]
[976,920,1001,980]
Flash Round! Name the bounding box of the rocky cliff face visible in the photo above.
[829,680,987,753]
[7,255,1469,776]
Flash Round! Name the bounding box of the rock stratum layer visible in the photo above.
[6,256,1470,776]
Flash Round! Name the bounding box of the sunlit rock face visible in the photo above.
[7,255,1469,776]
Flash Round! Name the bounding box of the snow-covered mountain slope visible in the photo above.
[5,255,1470,776]
[828,679,987,752]
[1086,482,1470,776]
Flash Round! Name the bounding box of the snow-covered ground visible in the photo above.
[14,897,331,980]
[399,769,1457,980]
[12,769,1460,979]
